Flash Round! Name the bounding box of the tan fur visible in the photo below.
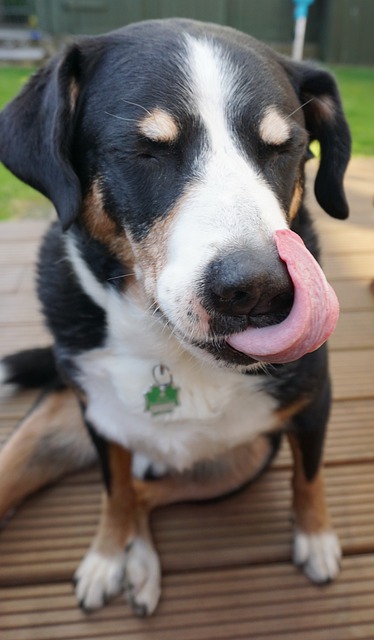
[289,179,304,222]
[288,433,331,533]
[92,444,136,555]
[133,186,195,299]
[82,181,136,286]
[138,108,179,143]
[0,388,94,519]
[259,107,291,146]
[135,436,274,511]
[69,77,80,112]
[274,396,309,427]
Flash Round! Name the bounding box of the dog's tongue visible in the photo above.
[226,229,339,363]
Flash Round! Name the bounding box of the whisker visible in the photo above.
[106,272,136,282]
[286,97,314,120]
[104,111,137,122]
[121,99,153,117]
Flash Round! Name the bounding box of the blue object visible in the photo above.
[293,0,314,20]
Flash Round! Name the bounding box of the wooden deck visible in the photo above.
[0,158,374,639]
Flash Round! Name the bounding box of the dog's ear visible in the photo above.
[0,45,86,230]
[281,59,351,219]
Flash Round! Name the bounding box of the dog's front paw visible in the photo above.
[74,549,127,611]
[124,537,161,616]
[293,529,341,583]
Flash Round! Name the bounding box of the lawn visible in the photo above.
[330,66,374,157]
[0,64,373,220]
[0,67,52,220]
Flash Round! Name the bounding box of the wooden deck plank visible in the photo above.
[0,265,27,294]
[331,279,374,312]
[2,556,374,639]
[0,219,51,241]
[0,242,39,266]
[330,350,374,400]
[2,462,374,583]
[324,254,374,280]
[0,294,42,324]
[330,311,374,350]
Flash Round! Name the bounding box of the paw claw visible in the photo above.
[130,600,149,618]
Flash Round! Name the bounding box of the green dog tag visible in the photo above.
[144,365,179,416]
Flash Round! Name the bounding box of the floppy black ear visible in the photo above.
[281,60,351,219]
[0,46,84,230]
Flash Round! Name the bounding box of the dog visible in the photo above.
[0,19,351,616]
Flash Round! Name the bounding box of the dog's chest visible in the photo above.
[76,334,279,471]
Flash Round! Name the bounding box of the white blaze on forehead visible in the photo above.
[183,35,287,235]
[184,36,237,136]
[138,108,179,143]
[259,107,291,145]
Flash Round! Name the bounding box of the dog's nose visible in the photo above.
[203,249,294,325]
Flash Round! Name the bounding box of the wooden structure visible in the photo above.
[0,158,374,639]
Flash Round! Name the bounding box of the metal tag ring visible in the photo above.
[152,364,173,386]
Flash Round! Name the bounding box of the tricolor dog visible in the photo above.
[0,19,350,616]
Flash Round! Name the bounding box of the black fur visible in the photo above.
[37,223,107,352]
[1,347,58,388]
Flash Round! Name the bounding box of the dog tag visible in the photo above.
[144,365,179,416]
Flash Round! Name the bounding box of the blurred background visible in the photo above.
[1,0,373,64]
[0,0,373,219]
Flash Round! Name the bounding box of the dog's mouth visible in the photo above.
[224,230,339,364]
[155,229,339,367]
[190,229,338,367]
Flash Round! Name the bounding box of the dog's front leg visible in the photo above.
[74,437,161,615]
[74,439,136,610]
[287,379,341,583]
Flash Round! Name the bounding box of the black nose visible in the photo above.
[203,249,294,326]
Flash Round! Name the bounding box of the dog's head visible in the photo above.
[0,20,350,369]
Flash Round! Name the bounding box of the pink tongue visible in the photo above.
[226,229,339,363]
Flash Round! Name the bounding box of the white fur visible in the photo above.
[125,537,161,616]
[132,453,167,479]
[75,548,127,610]
[156,37,288,343]
[293,530,342,583]
[65,235,108,309]
[74,286,278,471]
[74,538,161,615]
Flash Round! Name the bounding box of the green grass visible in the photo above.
[0,64,373,220]
[329,66,374,157]
[0,66,51,221]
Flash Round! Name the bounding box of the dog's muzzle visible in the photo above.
[203,246,294,327]
[200,230,339,364]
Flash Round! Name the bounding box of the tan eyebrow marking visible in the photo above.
[259,107,291,145]
[138,108,179,143]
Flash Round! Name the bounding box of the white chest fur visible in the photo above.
[78,346,277,472]
[75,302,278,472]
